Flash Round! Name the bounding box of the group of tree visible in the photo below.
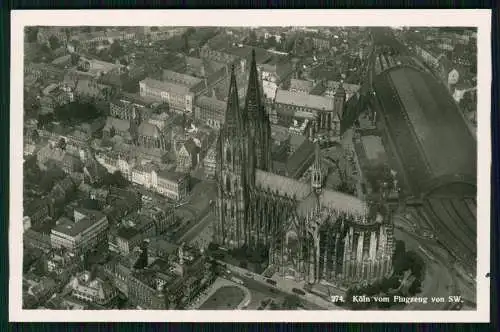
[23,156,43,192]
[52,101,103,125]
[102,170,130,188]
[459,89,477,115]
[121,75,142,94]
[246,30,258,46]
[392,240,425,281]
[38,166,66,193]
[109,40,125,59]
[70,53,81,66]
[344,240,426,309]
[229,242,269,265]
[281,295,302,310]
[364,163,394,194]
[25,27,39,43]
[48,35,62,51]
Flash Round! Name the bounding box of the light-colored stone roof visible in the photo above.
[275,89,334,111]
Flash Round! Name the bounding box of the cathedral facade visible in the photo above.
[215,50,394,285]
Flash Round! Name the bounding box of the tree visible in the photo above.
[267,36,277,49]
[207,242,219,252]
[70,53,80,66]
[25,27,39,43]
[64,28,71,43]
[109,40,124,59]
[103,170,129,188]
[122,78,140,93]
[71,39,81,50]
[282,295,301,309]
[248,30,257,46]
[405,250,425,279]
[39,167,65,193]
[31,129,40,143]
[109,126,116,138]
[37,112,55,129]
[393,240,406,261]
[268,301,279,310]
[183,34,190,52]
[48,35,61,50]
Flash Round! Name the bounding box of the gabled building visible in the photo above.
[116,214,157,255]
[102,116,132,142]
[50,208,109,255]
[289,79,314,94]
[258,57,294,100]
[176,139,200,172]
[139,78,195,114]
[156,170,189,201]
[69,271,118,306]
[194,95,227,129]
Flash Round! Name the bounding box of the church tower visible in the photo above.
[129,107,141,145]
[333,81,346,120]
[311,139,323,193]
[244,49,273,180]
[215,65,249,248]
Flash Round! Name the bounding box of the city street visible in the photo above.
[178,211,215,245]
[174,180,217,244]
[394,227,456,310]
[220,261,340,310]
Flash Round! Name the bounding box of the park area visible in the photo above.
[198,286,246,310]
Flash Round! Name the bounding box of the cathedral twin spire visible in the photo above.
[244,49,265,121]
[311,139,323,193]
[223,64,243,136]
[222,49,269,138]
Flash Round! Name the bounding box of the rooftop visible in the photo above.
[360,136,387,162]
[52,210,107,238]
[286,139,315,177]
[195,95,227,111]
[275,90,335,111]
[140,78,192,95]
[290,79,314,92]
[162,69,202,88]
[319,189,367,215]
[256,170,311,200]
[149,238,179,256]
[138,122,161,138]
[104,116,131,133]
[158,170,187,182]
[270,125,290,142]
[116,226,140,240]
[375,66,476,184]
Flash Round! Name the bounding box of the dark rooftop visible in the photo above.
[116,226,141,240]
[52,216,106,238]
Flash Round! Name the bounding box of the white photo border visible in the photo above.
[9,9,492,323]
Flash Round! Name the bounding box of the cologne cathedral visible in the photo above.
[215,50,395,285]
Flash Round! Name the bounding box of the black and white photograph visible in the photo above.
[9,10,491,322]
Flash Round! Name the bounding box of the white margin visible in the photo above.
[9,9,492,323]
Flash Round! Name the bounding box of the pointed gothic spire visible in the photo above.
[224,64,241,133]
[314,139,321,169]
[336,80,346,97]
[244,49,263,120]
[311,137,323,193]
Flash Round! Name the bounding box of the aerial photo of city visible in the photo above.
[22,26,477,311]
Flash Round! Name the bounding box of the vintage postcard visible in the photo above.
[10,10,491,322]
